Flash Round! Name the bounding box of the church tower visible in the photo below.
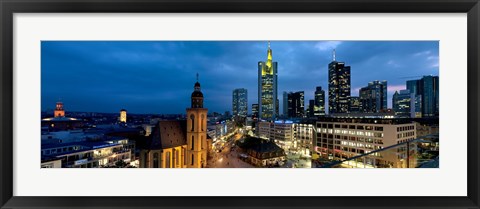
[54,101,65,117]
[186,74,208,168]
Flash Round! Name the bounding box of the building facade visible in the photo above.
[232,88,248,117]
[406,75,439,118]
[258,42,278,120]
[392,90,415,118]
[328,50,351,114]
[314,86,326,116]
[314,118,417,168]
[359,80,388,113]
[286,91,305,118]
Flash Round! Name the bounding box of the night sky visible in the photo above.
[41,41,439,114]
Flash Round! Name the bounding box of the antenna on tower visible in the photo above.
[268,41,271,49]
[333,49,336,61]
[196,73,199,82]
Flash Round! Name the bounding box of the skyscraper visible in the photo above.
[328,50,351,114]
[286,91,305,118]
[232,88,248,117]
[349,96,361,113]
[392,90,415,118]
[283,91,288,117]
[308,100,315,118]
[252,104,259,120]
[258,42,278,120]
[406,75,439,118]
[314,86,326,116]
[359,80,388,113]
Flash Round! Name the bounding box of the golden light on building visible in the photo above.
[119,109,127,123]
[54,101,65,117]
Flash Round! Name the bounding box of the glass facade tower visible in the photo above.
[328,50,351,114]
[258,42,278,120]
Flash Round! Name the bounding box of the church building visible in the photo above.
[140,75,210,168]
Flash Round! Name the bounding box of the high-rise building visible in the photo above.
[252,104,259,120]
[349,96,361,113]
[258,42,278,120]
[328,50,351,114]
[286,91,304,118]
[232,88,248,117]
[359,80,388,113]
[283,91,288,117]
[308,100,315,118]
[119,109,127,123]
[314,86,326,116]
[392,90,415,118]
[406,75,439,118]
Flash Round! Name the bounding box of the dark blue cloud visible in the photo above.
[41,41,439,114]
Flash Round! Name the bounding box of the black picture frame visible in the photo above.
[1,0,479,208]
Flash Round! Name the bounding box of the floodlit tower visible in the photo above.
[54,101,65,117]
[186,73,208,168]
[119,109,127,123]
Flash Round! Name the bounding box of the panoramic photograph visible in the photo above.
[40,41,439,168]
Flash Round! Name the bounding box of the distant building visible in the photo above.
[258,42,278,120]
[54,101,65,117]
[286,91,305,118]
[392,90,415,118]
[349,96,361,113]
[359,80,388,113]
[119,109,127,123]
[283,91,288,117]
[252,104,259,120]
[314,86,326,116]
[406,76,439,118]
[308,100,315,118]
[42,101,83,131]
[328,50,351,114]
[232,88,248,117]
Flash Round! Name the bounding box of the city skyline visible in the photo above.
[42,41,439,114]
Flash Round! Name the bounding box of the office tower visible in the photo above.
[314,86,326,116]
[308,100,315,117]
[283,91,288,116]
[328,50,351,114]
[286,91,305,118]
[252,104,259,120]
[349,96,361,113]
[392,90,415,118]
[232,88,248,117]
[258,41,278,120]
[406,75,439,118]
[420,76,439,117]
[359,80,388,113]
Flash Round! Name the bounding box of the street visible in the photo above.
[207,132,254,168]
